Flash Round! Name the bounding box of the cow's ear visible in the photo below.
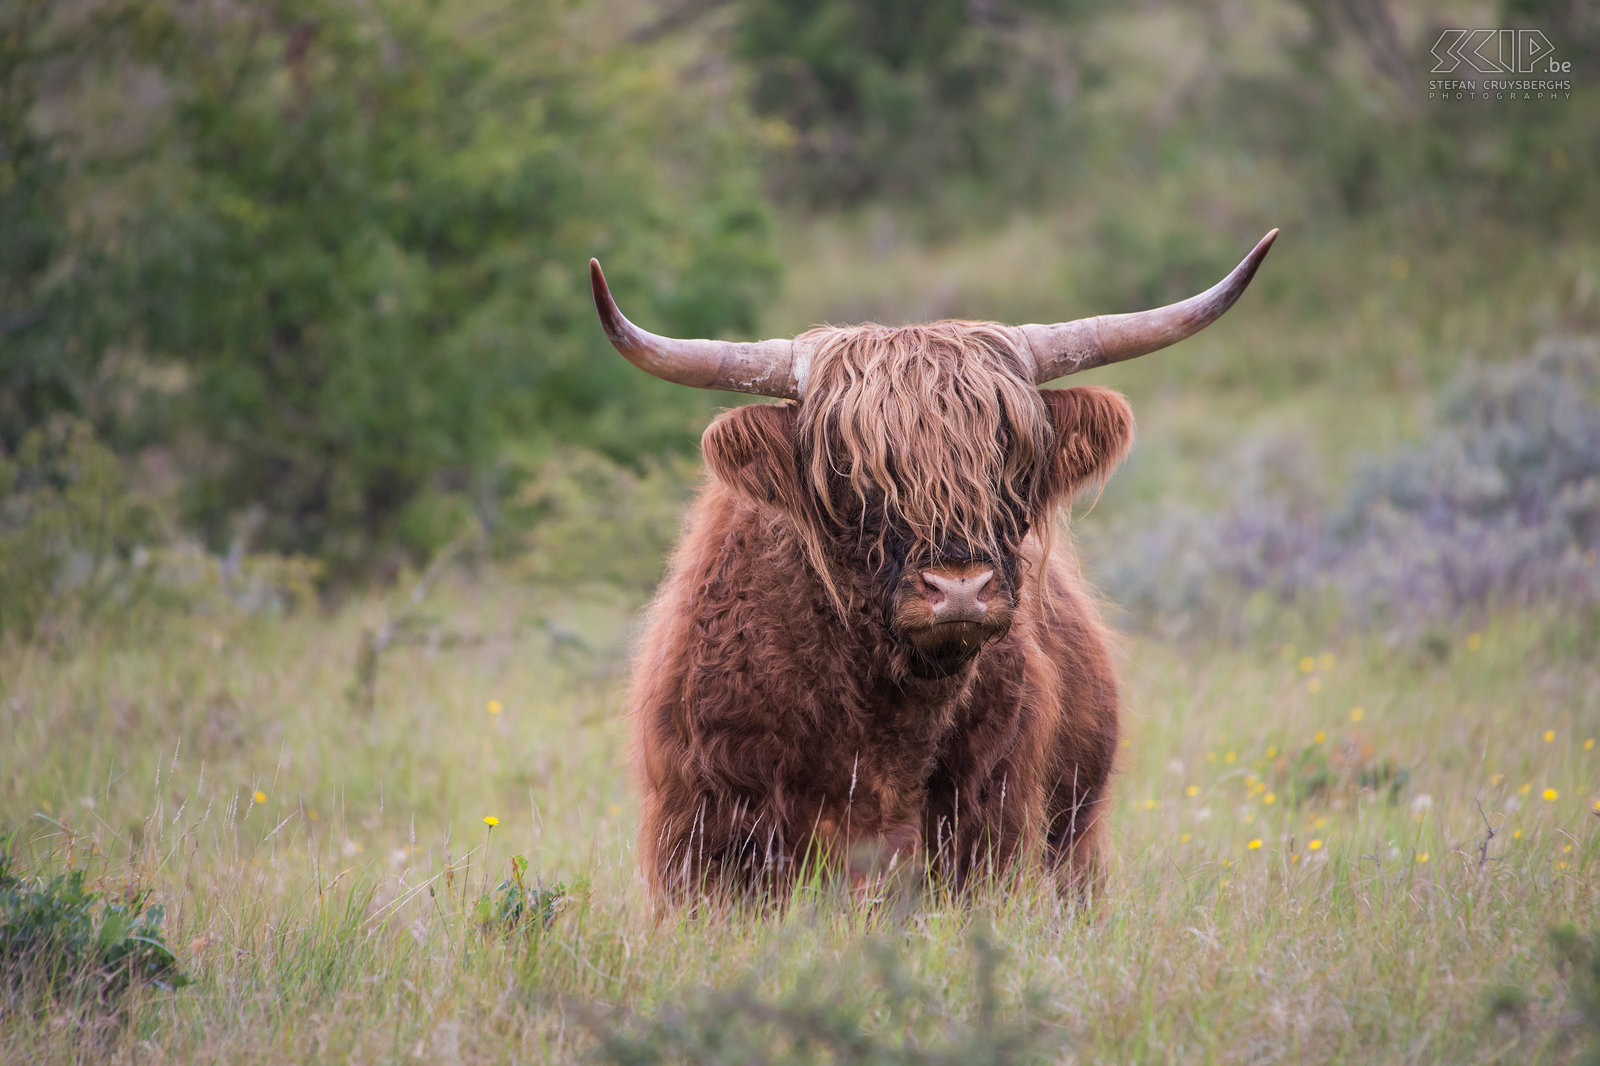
[701,401,805,510]
[1038,386,1135,498]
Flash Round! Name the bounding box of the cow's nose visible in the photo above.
[921,568,994,624]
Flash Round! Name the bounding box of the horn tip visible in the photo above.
[588,257,632,351]
[589,258,617,315]
[1234,228,1279,279]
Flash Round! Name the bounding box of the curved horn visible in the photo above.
[1013,229,1278,383]
[589,259,809,399]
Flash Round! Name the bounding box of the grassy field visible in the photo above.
[5,214,1597,1062]
[3,565,1598,1063]
[6,0,1598,1060]
[5,201,1600,1063]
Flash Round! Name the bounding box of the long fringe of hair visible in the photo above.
[794,321,1059,605]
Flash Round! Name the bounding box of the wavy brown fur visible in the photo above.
[630,320,1134,905]
[799,322,1051,588]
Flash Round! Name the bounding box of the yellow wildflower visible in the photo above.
[1417,852,1429,863]
[1298,656,1315,674]
[1247,838,1263,850]
[1513,829,1522,840]
[487,699,503,715]
[1520,783,1532,795]
[1319,653,1335,671]
[1264,792,1277,805]
[1179,833,1192,844]
[1587,738,1595,751]
[1349,707,1365,722]
[1266,746,1278,759]
[1186,785,1200,798]
[253,790,266,804]
[1314,731,1326,745]
[483,815,499,827]
[1542,788,1559,802]
[1543,729,1555,743]
[1466,632,1482,651]
[1143,799,1157,810]
[1225,751,1237,764]
[1308,839,1323,851]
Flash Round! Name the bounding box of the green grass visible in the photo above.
[2,576,1596,1063]
[7,0,1599,1057]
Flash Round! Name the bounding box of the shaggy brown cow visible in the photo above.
[590,230,1276,903]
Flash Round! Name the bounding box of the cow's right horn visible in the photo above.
[1014,229,1278,383]
[590,259,810,400]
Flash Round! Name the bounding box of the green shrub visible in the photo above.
[0,850,186,1011]
[507,446,696,595]
[129,0,777,572]
[585,932,1057,1066]
[0,419,160,641]
[0,0,118,448]
[2,0,777,579]
[735,0,1091,206]
[0,417,322,643]
[473,855,568,936]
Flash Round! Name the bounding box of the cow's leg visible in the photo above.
[1044,782,1109,902]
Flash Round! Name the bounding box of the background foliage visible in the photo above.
[2,1,1599,1062]
[3,0,1596,602]
[5,0,775,575]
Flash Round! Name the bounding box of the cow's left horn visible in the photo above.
[590,259,809,399]
[1013,229,1278,383]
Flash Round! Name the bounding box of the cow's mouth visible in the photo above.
[903,619,1009,678]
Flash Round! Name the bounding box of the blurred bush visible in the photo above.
[585,931,1055,1066]
[1098,337,1600,637]
[0,1,120,451]
[505,445,696,595]
[0,851,186,1011]
[736,0,1093,207]
[0,419,160,642]
[6,0,1599,606]
[0,417,321,643]
[4,0,776,578]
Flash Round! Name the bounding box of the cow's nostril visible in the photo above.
[921,569,995,622]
